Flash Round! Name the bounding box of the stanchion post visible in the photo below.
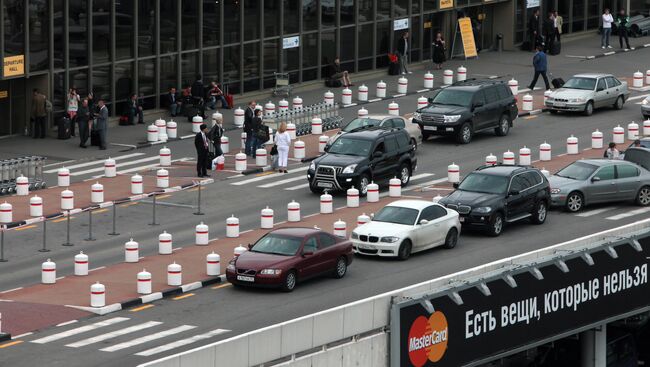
[149,193,159,226]
[62,210,73,246]
[194,182,204,215]
[108,204,119,235]
[85,208,95,241]
[39,218,49,252]
[0,226,7,262]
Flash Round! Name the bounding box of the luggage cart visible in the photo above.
[272,72,292,97]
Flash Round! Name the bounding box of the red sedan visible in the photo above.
[226,227,353,292]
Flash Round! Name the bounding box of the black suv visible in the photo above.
[438,165,550,236]
[412,80,518,144]
[307,128,417,195]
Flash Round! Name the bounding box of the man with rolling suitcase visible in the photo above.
[95,100,108,150]
[528,45,550,91]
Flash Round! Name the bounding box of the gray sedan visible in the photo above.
[549,159,650,212]
[545,73,629,116]
[642,95,650,119]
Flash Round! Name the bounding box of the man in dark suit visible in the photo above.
[96,99,109,150]
[528,9,540,50]
[191,74,206,118]
[543,12,555,53]
[194,123,210,177]
[396,32,411,75]
[243,100,257,156]
[166,87,181,117]
[127,94,144,124]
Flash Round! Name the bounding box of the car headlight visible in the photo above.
[260,269,282,276]
[412,112,421,121]
[570,98,586,103]
[443,115,462,123]
[473,206,492,214]
[342,164,357,174]
[643,99,649,105]
[551,188,562,194]
[227,263,236,271]
[351,232,359,240]
[309,161,316,171]
[380,236,400,243]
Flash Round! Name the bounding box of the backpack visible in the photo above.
[45,99,53,113]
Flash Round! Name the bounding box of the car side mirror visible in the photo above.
[247,243,253,250]
[373,151,383,158]
[302,251,314,257]
[508,189,520,196]
[419,219,429,225]
[591,176,601,182]
[452,182,459,189]
[427,97,434,104]
[324,145,330,152]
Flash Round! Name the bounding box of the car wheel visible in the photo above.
[399,164,411,187]
[530,201,548,224]
[357,174,370,197]
[456,122,473,144]
[488,212,504,237]
[495,114,510,136]
[281,270,297,292]
[397,239,412,260]
[565,192,584,212]
[613,96,624,110]
[333,257,348,279]
[636,186,650,206]
[410,138,418,151]
[443,228,459,249]
[583,101,594,116]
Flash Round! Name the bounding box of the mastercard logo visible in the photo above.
[407,311,448,366]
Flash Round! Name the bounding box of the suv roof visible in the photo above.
[340,127,406,141]
[449,79,508,89]
[474,164,539,176]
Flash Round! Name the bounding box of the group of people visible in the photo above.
[166,75,230,119]
[528,9,562,53]
[601,8,633,50]
[62,88,108,149]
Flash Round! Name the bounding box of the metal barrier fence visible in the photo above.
[0,156,47,195]
[265,102,343,136]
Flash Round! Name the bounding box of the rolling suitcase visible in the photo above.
[551,78,565,89]
[90,130,101,146]
[224,85,234,108]
[57,117,72,140]
[549,41,561,55]
[185,105,199,122]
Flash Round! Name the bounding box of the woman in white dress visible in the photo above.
[274,122,291,173]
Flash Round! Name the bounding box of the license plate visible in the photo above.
[459,217,465,223]
[423,126,437,131]
[554,102,566,107]
[359,244,374,250]
[317,182,333,188]
[236,275,255,282]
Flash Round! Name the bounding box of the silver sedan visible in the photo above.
[326,114,422,150]
[545,73,629,116]
[642,95,650,119]
[549,159,650,212]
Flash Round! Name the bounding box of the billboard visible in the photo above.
[392,238,650,367]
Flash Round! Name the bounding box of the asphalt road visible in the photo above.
[1,47,650,366]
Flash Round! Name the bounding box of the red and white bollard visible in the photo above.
[156,169,169,188]
[367,182,379,202]
[166,120,178,139]
[613,125,625,144]
[485,154,497,166]
[125,238,139,263]
[287,123,296,140]
[226,215,240,237]
[312,117,323,135]
[104,158,117,178]
[567,135,579,154]
[91,182,104,204]
[397,77,408,94]
[333,219,347,238]
[358,85,369,102]
[147,124,159,142]
[357,107,368,119]
[90,282,105,307]
[131,174,143,194]
[137,269,152,294]
[341,88,352,105]
[628,122,639,140]
[539,142,552,161]
[292,96,303,111]
[221,136,230,154]
[457,66,467,82]
[155,118,167,136]
[592,130,604,149]
[417,96,428,110]
[215,155,225,170]
[255,148,267,167]
[503,151,515,165]
[167,262,182,286]
[234,245,247,258]
[522,94,533,111]
[57,167,70,187]
[519,146,531,166]
[195,222,209,246]
[357,213,371,226]
[424,71,434,89]
[192,115,203,133]
[646,70,650,85]
[376,80,387,98]
[388,101,399,116]
[159,231,173,255]
[389,177,402,197]
[319,135,329,153]
[278,99,289,113]
[0,202,11,224]
[293,140,306,159]
[443,70,454,85]
[235,152,247,172]
[264,101,276,117]
[287,201,301,222]
[159,146,172,167]
[61,189,74,210]
[644,120,650,136]
[320,192,333,214]
[447,163,460,183]
[74,251,88,276]
[30,195,43,217]
[41,258,56,284]
[15,175,29,196]
[234,107,245,127]
[207,252,221,276]
[508,78,519,96]
[633,71,644,88]
[261,207,274,228]
[324,91,334,106]
[347,188,359,207]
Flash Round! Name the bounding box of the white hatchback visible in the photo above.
[351,200,460,260]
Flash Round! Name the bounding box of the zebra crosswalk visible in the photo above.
[566,206,650,221]
[25,316,230,357]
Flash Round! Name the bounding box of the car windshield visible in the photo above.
[373,206,419,225]
[251,234,302,256]
[328,137,373,156]
[458,173,509,194]
[430,89,473,107]
[343,118,382,132]
[563,77,596,91]
[555,162,597,180]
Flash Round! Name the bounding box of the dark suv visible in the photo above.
[412,80,518,144]
[307,128,417,195]
[438,165,550,236]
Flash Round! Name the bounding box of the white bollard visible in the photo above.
[261,207,274,228]
[633,71,643,88]
[192,115,203,133]
[166,120,178,139]
[158,231,172,255]
[104,158,116,178]
[15,175,29,196]
[137,269,152,294]
[447,163,460,183]
[159,146,172,167]
[324,91,334,106]
[235,152,247,172]
[156,169,169,188]
[540,142,552,161]
[522,94,533,111]
[485,154,497,166]
[388,101,399,116]
[74,251,88,276]
[519,146,531,166]
[347,188,359,207]
[508,78,519,96]
[195,222,209,246]
[457,66,467,82]
[367,182,379,202]
[91,182,104,204]
[206,253,221,276]
[432,195,443,203]
[311,118,323,135]
[357,213,371,226]
[333,219,347,238]
[646,70,650,85]
[41,259,56,284]
[567,135,579,155]
[278,99,289,113]
[540,168,550,177]
[389,177,402,197]
[167,262,182,286]
[30,195,43,217]
[264,101,276,117]
[397,77,408,94]
[376,80,387,98]
[220,136,230,154]
[61,189,74,210]
[255,148,267,167]
[613,125,625,144]
[592,130,604,149]
[287,201,301,222]
[234,245,247,258]
[628,122,639,140]
[131,174,143,194]
[57,167,70,187]
[544,90,552,105]
[424,71,434,89]
[417,96,428,110]
[357,108,368,119]
[503,151,515,165]
[147,124,159,142]
[155,118,167,136]
[226,215,240,237]
[443,70,454,85]
[287,123,296,140]
[644,120,650,136]
[320,192,333,214]
[234,107,245,127]
[358,85,368,101]
[341,88,352,105]
[293,140,306,159]
[319,135,329,153]
[292,96,303,110]
[90,282,105,307]
[125,238,139,262]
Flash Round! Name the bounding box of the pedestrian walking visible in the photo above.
[274,122,291,173]
[195,123,210,177]
[396,32,412,75]
[528,45,550,91]
[66,88,80,136]
[528,9,540,51]
[615,9,632,50]
[243,101,257,156]
[77,98,92,148]
[95,99,108,150]
[431,32,446,70]
[543,12,555,53]
[31,89,48,139]
[601,9,614,49]
[604,142,620,159]
[553,11,563,42]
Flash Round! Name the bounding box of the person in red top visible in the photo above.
[207,81,230,110]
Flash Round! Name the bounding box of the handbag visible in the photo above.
[255,127,269,142]
[270,144,278,156]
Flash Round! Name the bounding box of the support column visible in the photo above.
[580,324,606,367]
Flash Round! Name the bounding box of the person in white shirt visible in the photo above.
[605,142,620,160]
[274,122,292,173]
[601,9,614,49]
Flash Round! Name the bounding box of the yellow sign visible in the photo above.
[458,18,478,58]
[0,91,7,99]
[3,55,24,77]
[439,0,454,9]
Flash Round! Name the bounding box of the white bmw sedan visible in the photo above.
[351,200,460,260]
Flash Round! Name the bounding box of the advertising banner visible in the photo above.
[458,18,477,58]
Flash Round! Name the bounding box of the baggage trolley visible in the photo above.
[272,72,292,97]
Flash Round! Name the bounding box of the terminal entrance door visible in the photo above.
[0,75,48,137]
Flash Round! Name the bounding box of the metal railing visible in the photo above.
[265,102,343,136]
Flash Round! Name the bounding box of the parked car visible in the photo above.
[326,114,422,151]
[307,128,417,195]
[412,79,518,144]
[545,73,629,116]
[549,158,650,212]
[351,200,460,260]
[642,95,650,119]
[226,228,353,292]
[439,165,550,236]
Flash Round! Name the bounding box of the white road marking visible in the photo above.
[231,166,308,186]
[56,320,79,327]
[31,317,129,344]
[134,329,230,356]
[409,173,435,181]
[12,332,33,339]
[258,175,306,188]
[0,287,23,294]
[44,160,76,168]
[627,94,649,101]
[65,321,163,348]
[99,325,196,352]
[284,183,310,191]
[70,156,160,176]
[606,207,650,221]
[575,207,618,217]
[44,153,145,173]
